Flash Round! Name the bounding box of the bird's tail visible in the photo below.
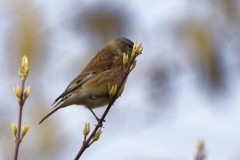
[38,101,64,125]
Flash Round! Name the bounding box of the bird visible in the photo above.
[39,38,134,124]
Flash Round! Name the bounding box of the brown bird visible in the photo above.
[39,38,134,124]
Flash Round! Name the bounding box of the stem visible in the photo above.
[13,79,25,160]
[74,59,134,160]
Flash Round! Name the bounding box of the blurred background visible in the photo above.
[0,0,240,159]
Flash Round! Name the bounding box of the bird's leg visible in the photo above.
[88,108,106,123]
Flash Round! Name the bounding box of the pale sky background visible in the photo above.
[0,0,240,160]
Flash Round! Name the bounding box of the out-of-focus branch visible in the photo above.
[11,56,30,160]
[195,139,206,160]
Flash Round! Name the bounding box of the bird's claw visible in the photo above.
[95,118,105,128]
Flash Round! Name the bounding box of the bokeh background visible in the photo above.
[1,0,240,159]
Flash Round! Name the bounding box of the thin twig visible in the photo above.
[13,79,25,160]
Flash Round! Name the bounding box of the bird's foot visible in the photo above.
[96,117,105,128]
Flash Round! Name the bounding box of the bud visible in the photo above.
[10,122,17,140]
[136,44,143,55]
[123,53,128,69]
[196,139,204,152]
[131,41,143,60]
[18,55,29,79]
[22,55,28,68]
[23,86,30,101]
[131,40,138,60]
[21,123,30,140]
[83,123,90,137]
[131,49,136,60]
[92,129,102,142]
[13,85,21,101]
[109,84,118,98]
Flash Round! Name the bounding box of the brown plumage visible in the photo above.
[39,38,134,124]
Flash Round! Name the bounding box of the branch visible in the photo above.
[13,79,26,160]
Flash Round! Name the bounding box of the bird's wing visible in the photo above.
[67,47,117,87]
[52,48,116,105]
